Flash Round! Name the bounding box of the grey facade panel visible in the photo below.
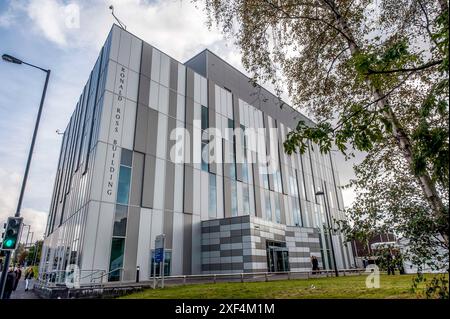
[163,210,174,249]
[134,104,148,153]
[122,206,140,281]
[168,90,177,119]
[183,165,193,214]
[169,59,178,91]
[146,108,159,156]
[183,213,192,274]
[142,154,156,208]
[130,151,144,206]
[138,75,150,108]
[164,161,175,211]
[140,43,152,79]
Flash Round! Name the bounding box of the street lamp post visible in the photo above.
[315,181,339,277]
[0,54,50,299]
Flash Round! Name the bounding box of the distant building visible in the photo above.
[40,25,355,282]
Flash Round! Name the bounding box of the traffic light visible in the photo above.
[1,217,23,250]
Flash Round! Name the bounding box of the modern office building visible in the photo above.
[40,24,354,282]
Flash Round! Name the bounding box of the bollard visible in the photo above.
[136,266,140,283]
[240,273,244,283]
[214,274,217,284]
[183,275,186,285]
[265,273,268,282]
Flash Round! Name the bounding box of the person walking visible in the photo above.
[13,265,22,291]
[24,266,35,291]
[3,267,17,299]
[311,256,319,274]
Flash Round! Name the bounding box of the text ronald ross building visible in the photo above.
[40,24,355,282]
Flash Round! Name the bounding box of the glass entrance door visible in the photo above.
[266,241,290,272]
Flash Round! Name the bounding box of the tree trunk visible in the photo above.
[326,0,449,245]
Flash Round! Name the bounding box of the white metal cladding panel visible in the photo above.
[176,94,185,122]
[80,201,100,271]
[194,73,201,103]
[117,29,132,67]
[193,168,201,215]
[172,212,184,275]
[220,88,226,116]
[101,144,121,204]
[122,99,136,150]
[153,158,166,210]
[177,64,186,95]
[248,184,256,216]
[158,85,169,115]
[160,53,170,87]
[283,195,291,226]
[200,170,209,220]
[149,209,163,249]
[216,175,224,218]
[126,70,139,102]
[173,163,184,213]
[149,80,159,111]
[136,208,151,279]
[215,85,221,115]
[151,49,161,82]
[93,202,114,271]
[193,102,201,128]
[109,26,121,62]
[89,142,107,202]
[156,113,168,159]
[226,90,233,119]
[98,91,113,144]
[129,35,142,73]
[200,76,207,106]
[191,214,202,274]
[193,126,201,170]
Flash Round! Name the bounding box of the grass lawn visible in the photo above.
[121,274,446,299]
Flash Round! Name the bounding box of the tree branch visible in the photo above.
[366,59,443,75]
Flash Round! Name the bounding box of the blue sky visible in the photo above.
[0,0,358,242]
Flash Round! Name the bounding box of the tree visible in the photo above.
[197,0,448,296]
[26,240,43,266]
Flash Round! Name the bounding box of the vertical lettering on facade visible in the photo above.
[106,66,127,198]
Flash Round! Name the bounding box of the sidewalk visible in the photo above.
[10,278,39,299]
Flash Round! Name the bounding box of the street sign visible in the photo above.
[154,248,164,263]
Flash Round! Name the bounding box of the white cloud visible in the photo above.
[0,168,46,242]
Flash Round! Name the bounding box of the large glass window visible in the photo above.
[117,166,131,204]
[274,195,281,223]
[201,105,208,131]
[242,184,250,215]
[150,250,172,277]
[231,181,238,217]
[209,173,217,217]
[108,237,125,281]
[265,191,272,221]
[113,204,128,237]
[292,198,302,227]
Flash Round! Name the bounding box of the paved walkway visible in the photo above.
[10,278,39,299]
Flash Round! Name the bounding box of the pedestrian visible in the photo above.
[13,265,22,291]
[24,266,35,291]
[311,255,319,274]
[386,251,395,275]
[3,267,17,299]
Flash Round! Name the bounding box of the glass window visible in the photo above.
[265,191,272,221]
[274,195,281,223]
[201,142,209,172]
[209,174,217,218]
[231,181,238,217]
[117,166,132,204]
[292,198,302,227]
[113,204,128,237]
[201,105,208,131]
[108,237,125,281]
[151,250,172,276]
[242,183,250,215]
[121,148,133,167]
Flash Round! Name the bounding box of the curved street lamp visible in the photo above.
[0,53,51,298]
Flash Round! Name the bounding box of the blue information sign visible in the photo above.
[154,247,164,263]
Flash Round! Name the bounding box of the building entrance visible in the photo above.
[266,241,290,272]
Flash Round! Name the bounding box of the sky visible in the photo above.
[0,0,359,243]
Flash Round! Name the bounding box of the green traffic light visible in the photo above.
[4,239,14,248]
